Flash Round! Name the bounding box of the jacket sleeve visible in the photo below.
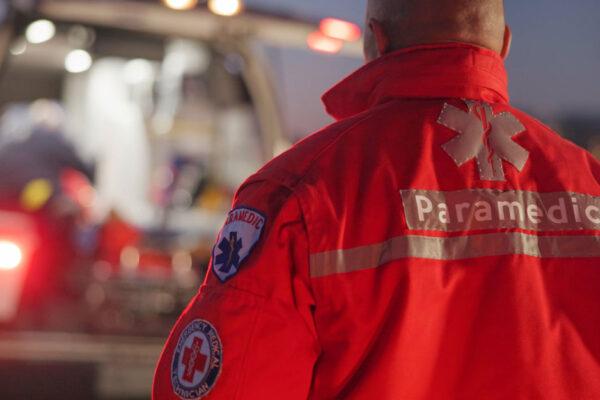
[153,179,320,400]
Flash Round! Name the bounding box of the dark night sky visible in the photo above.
[245,0,600,139]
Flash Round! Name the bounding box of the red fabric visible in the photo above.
[154,45,600,399]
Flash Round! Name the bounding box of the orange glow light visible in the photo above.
[307,31,343,54]
[162,0,198,11]
[320,18,361,41]
[208,0,243,16]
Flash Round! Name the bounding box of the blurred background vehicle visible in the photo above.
[0,0,363,398]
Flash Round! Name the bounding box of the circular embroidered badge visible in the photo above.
[171,319,223,399]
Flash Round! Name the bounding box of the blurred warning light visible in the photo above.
[162,0,198,10]
[320,18,361,41]
[0,241,23,270]
[307,31,343,54]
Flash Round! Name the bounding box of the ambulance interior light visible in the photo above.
[208,0,243,17]
[65,49,92,73]
[162,0,199,11]
[25,19,56,44]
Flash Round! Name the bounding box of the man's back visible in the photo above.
[291,45,600,399]
[153,44,600,399]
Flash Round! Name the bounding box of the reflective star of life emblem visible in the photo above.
[438,100,528,181]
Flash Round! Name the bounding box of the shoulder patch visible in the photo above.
[171,319,222,399]
[212,206,266,282]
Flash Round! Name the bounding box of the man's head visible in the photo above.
[363,0,511,62]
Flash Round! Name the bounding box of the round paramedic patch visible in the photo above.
[212,206,266,282]
[171,319,222,399]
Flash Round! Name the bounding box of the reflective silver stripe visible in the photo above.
[309,233,600,278]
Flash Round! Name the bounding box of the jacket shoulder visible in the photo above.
[238,112,373,193]
[510,107,600,188]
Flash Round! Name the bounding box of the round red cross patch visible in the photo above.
[171,319,222,399]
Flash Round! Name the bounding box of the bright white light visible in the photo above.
[208,0,242,16]
[162,0,198,10]
[123,58,155,85]
[65,49,92,73]
[25,19,56,44]
[0,242,23,270]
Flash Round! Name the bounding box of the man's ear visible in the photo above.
[369,18,391,57]
[500,24,512,59]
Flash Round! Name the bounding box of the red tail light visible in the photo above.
[319,18,361,42]
[0,241,24,270]
[307,31,343,54]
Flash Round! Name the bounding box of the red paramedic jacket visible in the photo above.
[154,44,600,399]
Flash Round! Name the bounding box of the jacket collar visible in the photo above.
[322,43,509,121]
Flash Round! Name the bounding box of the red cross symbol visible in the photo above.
[181,336,208,383]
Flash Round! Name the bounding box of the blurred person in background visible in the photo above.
[0,100,95,327]
[0,100,94,199]
[154,0,600,398]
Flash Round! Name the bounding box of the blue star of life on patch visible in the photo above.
[212,206,266,282]
[215,232,243,274]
